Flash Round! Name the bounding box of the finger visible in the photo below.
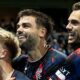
[8,77,16,80]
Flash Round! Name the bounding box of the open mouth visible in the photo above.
[68,37,74,41]
[68,31,76,36]
[18,34,29,42]
[18,35,26,39]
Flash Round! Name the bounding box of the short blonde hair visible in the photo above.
[0,28,21,59]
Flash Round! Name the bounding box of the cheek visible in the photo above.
[74,28,80,43]
[27,33,40,49]
[23,29,34,37]
[31,29,39,37]
[76,27,80,36]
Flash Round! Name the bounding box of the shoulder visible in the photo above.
[12,70,30,80]
[12,55,27,72]
[42,47,67,76]
[47,47,67,59]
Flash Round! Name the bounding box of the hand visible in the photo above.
[6,77,16,80]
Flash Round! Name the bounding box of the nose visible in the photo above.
[66,23,73,31]
[17,26,24,35]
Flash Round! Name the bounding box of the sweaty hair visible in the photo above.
[17,9,54,43]
[0,28,21,60]
[72,2,80,10]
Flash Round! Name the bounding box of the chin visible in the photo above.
[19,40,26,46]
[68,40,75,44]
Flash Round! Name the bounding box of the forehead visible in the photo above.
[17,16,36,24]
[68,10,80,21]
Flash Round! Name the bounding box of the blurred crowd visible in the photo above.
[0,18,16,33]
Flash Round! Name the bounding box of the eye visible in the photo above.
[71,20,80,26]
[16,24,20,29]
[22,23,31,28]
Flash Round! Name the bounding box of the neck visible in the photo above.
[0,60,13,80]
[70,43,80,51]
[28,42,50,62]
[28,49,42,62]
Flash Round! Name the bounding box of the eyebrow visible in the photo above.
[17,23,32,28]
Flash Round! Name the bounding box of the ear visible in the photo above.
[0,49,7,59]
[38,27,47,38]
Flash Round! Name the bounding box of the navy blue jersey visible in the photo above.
[51,48,80,80]
[13,47,66,80]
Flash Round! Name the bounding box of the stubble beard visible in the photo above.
[69,30,80,50]
[20,33,40,55]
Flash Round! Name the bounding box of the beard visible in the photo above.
[20,32,40,54]
[0,67,3,80]
[74,29,80,44]
[69,29,80,49]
